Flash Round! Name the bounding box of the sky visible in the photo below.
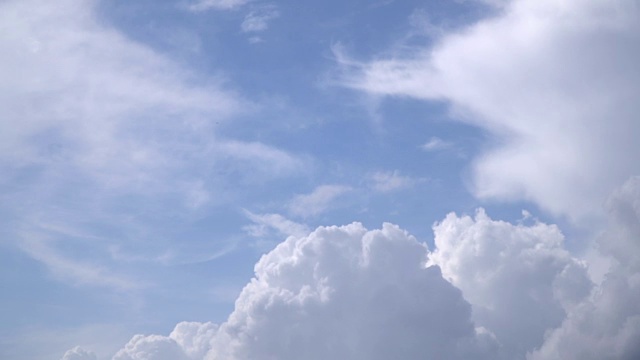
[1,0,639,359]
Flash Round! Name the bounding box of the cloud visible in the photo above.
[112,322,217,360]
[243,210,310,238]
[241,5,280,33]
[60,347,97,360]
[338,0,640,222]
[421,136,453,152]
[210,222,495,359]
[217,140,306,179]
[287,185,353,218]
[529,176,640,360]
[187,0,250,11]
[0,0,305,290]
[110,223,498,360]
[429,209,592,358]
[107,196,640,359]
[19,232,138,290]
[368,170,421,193]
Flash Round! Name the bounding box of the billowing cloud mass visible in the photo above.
[75,179,640,359]
[209,223,493,360]
[112,322,217,360]
[105,223,498,360]
[340,0,640,222]
[429,209,592,358]
[530,177,640,360]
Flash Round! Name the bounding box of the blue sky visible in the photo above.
[2,1,640,359]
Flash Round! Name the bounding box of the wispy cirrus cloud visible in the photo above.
[288,185,353,218]
[421,137,453,152]
[241,5,280,33]
[368,170,423,193]
[186,0,250,12]
[0,0,302,294]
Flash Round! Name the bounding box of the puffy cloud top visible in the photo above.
[430,209,591,358]
[210,222,493,360]
[61,347,97,360]
[105,223,497,360]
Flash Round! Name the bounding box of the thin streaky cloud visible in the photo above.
[186,0,249,11]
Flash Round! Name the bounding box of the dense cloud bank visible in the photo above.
[67,177,640,359]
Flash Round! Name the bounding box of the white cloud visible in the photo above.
[217,140,306,179]
[241,5,280,33]
[339,0,640,222]
[421,136,453,152]
[210,222,495,359]
[60,347,97,360]
[287,185,353,218]
[107,195,640,359]
[0,0,306,290]
[243,210,310,239]
[111,223,498,360]
[19,229,138,290]
[529,177,640,360]
[368,170,421,192]
[429,209,591,358]
[187,0,250,11]
[111,322,217,360]
[112,335,187,360]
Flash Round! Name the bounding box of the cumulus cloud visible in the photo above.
[109,195,640,359]
[530,177,640,360]
[287,185,353,218]
[109,223,498,360]
[339,0,640,222]
[430,209,592,358]
[209,223,494,359]
[60,347,97,360]
[112,322,217,360]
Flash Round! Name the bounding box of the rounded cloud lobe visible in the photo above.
[210,223,492,360]
[61,347,97,360]
[530,177,640,360]
[430,210,591,358]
